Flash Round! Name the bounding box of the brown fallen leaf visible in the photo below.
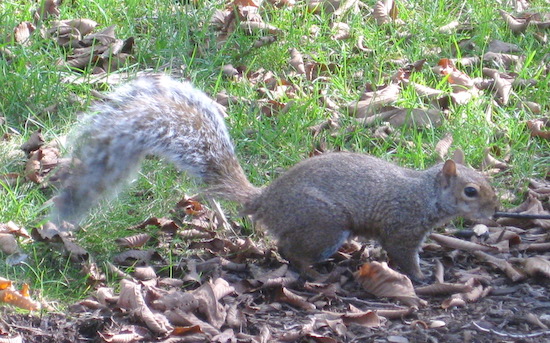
[521,101,542,114]
[527,118,550,140]
[473,251,526,281]
[435,58,475,92]
[438,20,460,34]
[128,217,180,234]
[451,56,481,68]
[33,0,61,22]
[484,52,524,71]
[239,21,281,35]
[482,147,509,170]
[0,221,31,238]
[415,282,472,296]
[499,9,532,33]
[331,22,350,40]
[356,35,374,53]
[252,35,277,48]
[115,233,152,248]
[522,257,550,279]
[373,0,397,25]
[52,19,98,37]
[113,250,160,265]
[274,286,316,311]
[411,83,444,100]
[346,83,400,118]
[357,107,442,129]
[13,21,36,45]
[435,132,453,162]
[98,325,151,343]
[20,129,45,155]
[0,278,41,311]
[497,195,550,229]
[24,146,61,184]
[488,39,521,53]
[430,233,499,252]
[355,262,426,308]
[117,279,173,334]
[288,48,306,75]
[441,278,490,309]
[0,234,19,255]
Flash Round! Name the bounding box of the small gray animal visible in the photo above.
[52,74,499,279]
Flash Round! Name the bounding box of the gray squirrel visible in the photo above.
[51,74,499,279]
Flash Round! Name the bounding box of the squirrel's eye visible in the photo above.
[464,186,478,197]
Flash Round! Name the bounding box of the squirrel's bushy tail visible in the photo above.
[50,74,260,226]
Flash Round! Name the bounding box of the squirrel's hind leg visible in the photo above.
[277,225,351,280]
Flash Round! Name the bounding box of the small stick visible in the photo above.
[494,212,550,220]
[472,321,550,338]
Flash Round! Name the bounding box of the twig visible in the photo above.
[472,321,550,338]
[494,212,550,220]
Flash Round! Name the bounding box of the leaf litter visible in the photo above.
[2,0,550,342]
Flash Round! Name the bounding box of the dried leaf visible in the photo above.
[346,83,400,118]
[484,52,524,70]
[288,48,305,75]
[441,278,490,309]
[473,251,526,281]
[341,311,382,328]
[0,221,30,238]
[435,133,453,162]
[98,325,151,343]
[252,35,277,48]
[275,286,316,311]
[488,39,521,53]
[355,262,426,308]
[435,58,475,92]
[331,22,350,40]
[13,22,36,45]
[52,19,98,36]
[0,278,41,310]
[497,195,550,228]
[499,10,531,33]
[415,283,473,296]
[411,83,444,100]
[0,234,19,255]
[118,279,172,334]
[358,107,442,129]
[115,233,151,248]
[527,118,550,140]
[133,266,157,281]
[113,250,159,265]
[430,233,498,252]
[33,0,61,21]
[522,257,550,278]
[239,21,281,35]
[20,129,45,155]
[373,0,394,25]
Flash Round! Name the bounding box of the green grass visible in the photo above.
[1,0,549,305]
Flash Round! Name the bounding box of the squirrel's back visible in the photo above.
[51,74,258,225]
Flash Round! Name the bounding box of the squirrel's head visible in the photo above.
[438,159,499,220]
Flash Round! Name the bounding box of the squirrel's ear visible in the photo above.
[440,160,457,188]
[451,149,465,165]
[442,160,457,177]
